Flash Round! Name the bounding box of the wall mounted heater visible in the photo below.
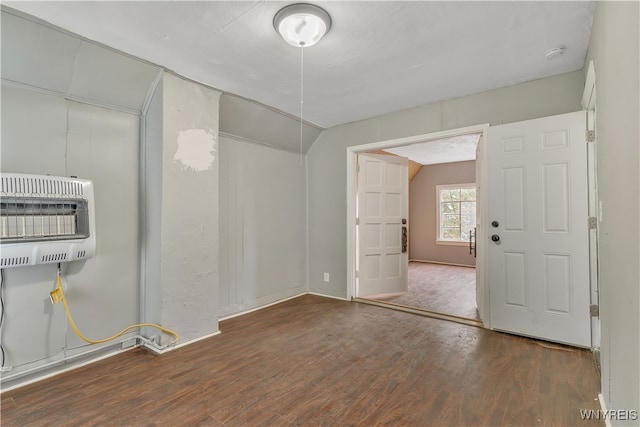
[0,173,96,268]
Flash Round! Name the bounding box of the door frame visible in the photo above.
[346,124,490,325]
[582,60,600,350]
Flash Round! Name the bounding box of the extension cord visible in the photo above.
[50,273,179,346]
[49,288,63,305]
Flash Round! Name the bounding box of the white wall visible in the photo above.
[219,135,307,317]
[308,70,584,297]
[586,2,640,423]
[143,73,221,344]
[1,84,140,379]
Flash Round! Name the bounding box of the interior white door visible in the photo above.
[488,111,591,347]
[357,153,409,297]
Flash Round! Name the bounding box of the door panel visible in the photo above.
[357,153,408,297]
[488,111,590,347]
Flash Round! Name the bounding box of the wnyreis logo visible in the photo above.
[580,409,639,421]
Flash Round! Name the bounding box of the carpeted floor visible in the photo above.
[370,261,480,320]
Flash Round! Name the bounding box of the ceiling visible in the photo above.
[384,133,481,166]
[4,1,595,130]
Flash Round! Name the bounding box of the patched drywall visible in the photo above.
[155,72,221,343]
[174,128,217,172]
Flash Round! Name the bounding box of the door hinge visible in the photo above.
[355,270,359,278]
[586,130,595,143]
[356,217,360,225]
[590,304,599,317]
[588,217,597,230]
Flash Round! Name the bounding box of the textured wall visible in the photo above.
[149,73,221,344]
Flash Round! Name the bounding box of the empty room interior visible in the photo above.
[0,2,638,426]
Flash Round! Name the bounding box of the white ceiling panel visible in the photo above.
[384,134,481,166]
[3,1,595,128]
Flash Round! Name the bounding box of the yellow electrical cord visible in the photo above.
[51,275,179,346]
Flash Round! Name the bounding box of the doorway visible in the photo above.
[346,124,490,325]
[349,111,595,348]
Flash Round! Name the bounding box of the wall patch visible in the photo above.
[174,129,217,171]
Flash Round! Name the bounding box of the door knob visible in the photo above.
[491,234,500,242]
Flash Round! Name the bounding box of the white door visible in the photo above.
[488,111,591,347]
[356,153,409,297]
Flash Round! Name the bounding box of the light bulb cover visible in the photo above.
[545,47,566,60]
[274,3,331,47]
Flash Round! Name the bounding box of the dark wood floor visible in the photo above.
[2,295,602,426]
[372,262,480,320]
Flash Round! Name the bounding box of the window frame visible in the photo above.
[435,183,477,246]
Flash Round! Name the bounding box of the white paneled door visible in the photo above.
[357,153,409,297]
[488,111,591,347]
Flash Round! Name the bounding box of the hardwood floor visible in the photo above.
[1,295,602,426]
[371,262,480,320]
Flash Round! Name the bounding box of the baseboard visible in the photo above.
[598,394,613,427]
[219,291,307,321]
[409,259,476,268]
[219,291,352,322]
[307,291,350,301]
[1,341,137,393]
[143,331,221,355]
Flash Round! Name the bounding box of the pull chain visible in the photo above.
[300,45,304,165]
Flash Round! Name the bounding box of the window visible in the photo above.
[436,183,476,244]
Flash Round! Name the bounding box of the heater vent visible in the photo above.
[0,173,96,269]
[0,256,30,267]
[1,176,84,197]
[42,253,67,263]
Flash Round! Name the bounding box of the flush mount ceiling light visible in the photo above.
[274,3,331,48]
[545,47,566,60]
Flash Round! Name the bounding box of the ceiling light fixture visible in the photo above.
[274,3,331,164]
[274,3,332,48]
[545,47,566,60]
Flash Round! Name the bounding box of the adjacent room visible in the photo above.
[0,2,638,426]
[359,134,481,321]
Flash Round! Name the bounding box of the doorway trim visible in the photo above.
[346,124,490,324]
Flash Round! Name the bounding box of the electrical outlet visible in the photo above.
[323,272,330,282]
